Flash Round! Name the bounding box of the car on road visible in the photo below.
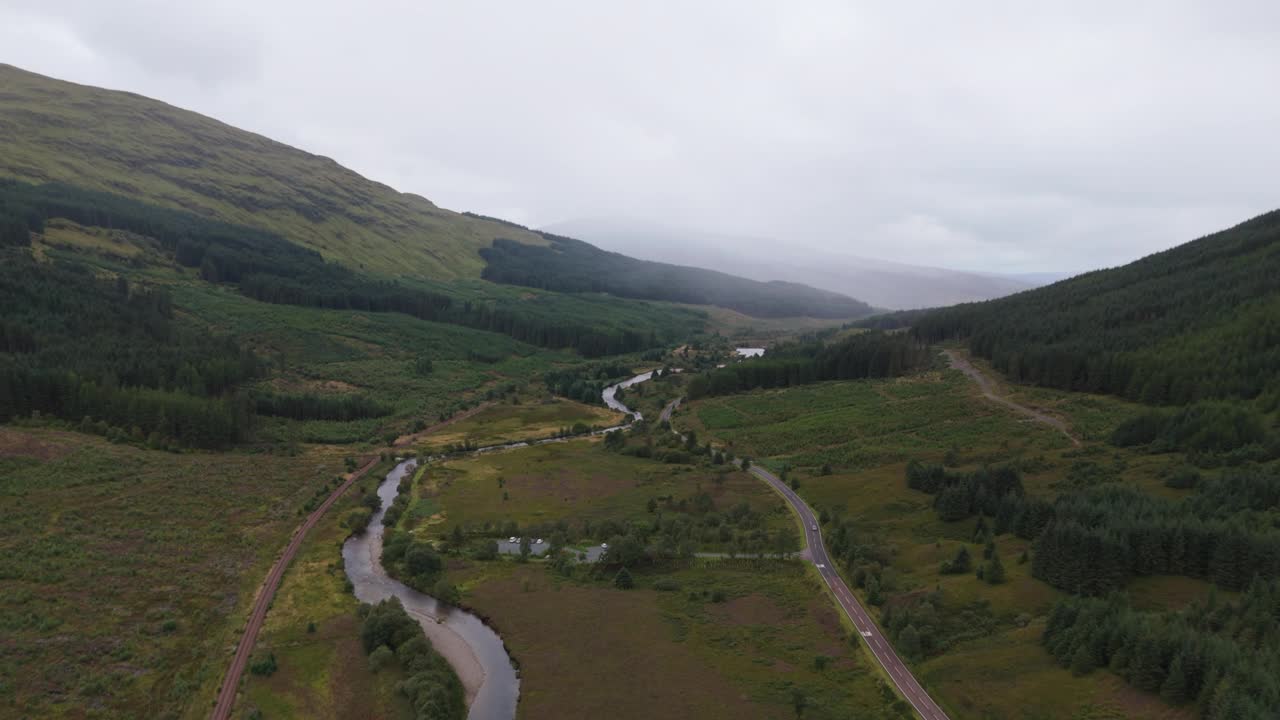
[508,536,517,543]
[811,523,818,531]
[601,542,609,549]
[535,538,543,544]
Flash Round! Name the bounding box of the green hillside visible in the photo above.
[912,210,1280,406]
[480,232,875,319]
[0,63,549,280]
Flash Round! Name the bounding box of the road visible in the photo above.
[661,395,948,719]
[210,455,379,720]
[658,395,681,423]
[747,463,950,720]
[943,349,1080,446]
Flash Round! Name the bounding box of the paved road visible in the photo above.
[747,463,950,720]
[665,394,948,718]
[658,396,681,423]
[210,455,380,720]
[943,350,1080,446]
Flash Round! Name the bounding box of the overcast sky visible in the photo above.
[2,1,1277,273]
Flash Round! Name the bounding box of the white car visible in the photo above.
[601,543,609,549]
[811,524,818,531]
[508,536,517,543]
[535,538,543,545]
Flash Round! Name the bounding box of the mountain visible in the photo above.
[479,228,875,319]
[912,209,1280,406]
[0,63,549,280]
[0,64,871,320]
[540,217,1038,310]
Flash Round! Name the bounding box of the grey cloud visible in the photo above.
[1,0,1276,274]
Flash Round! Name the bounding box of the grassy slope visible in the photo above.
[678,365,1206,720]
[414,399,623,450]
[0,63,548,281]
[0,427,349,720]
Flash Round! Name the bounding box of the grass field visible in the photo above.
[678,362,1197,720]
[405,424,913,719]
[0,426,349,720]
[451,559,897,720]
[416,399,623,451]
[415,440,791,539]
[238,461,409,720]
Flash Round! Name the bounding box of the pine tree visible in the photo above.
[614,567,633,589]
[1070,644,1096,676]
[899,624,922,659]
[985,549,1006,584]
[1160,653,1188,704]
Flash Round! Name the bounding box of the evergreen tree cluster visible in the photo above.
[1043,581,1280,719]
[480,233,876,319]
[906,456,1280,595]
[543,361,634,404]
[0,251,256,447]
[1033,479,1280,594]
[253,391,391,422]
[1110,401,1276,462]
[904,461,1050,532]
[686,332,930,399]
[0,180,668,357]
[0,187,39,246]
[360,598,466,720]
[910,209,1280,406]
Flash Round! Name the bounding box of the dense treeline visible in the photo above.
[1109,401,1277,464]
[1033,480,1280,594]
[904,461,1052,532]
[0,180,667,357]
[1043,582,1280,719]
[686,332,930,399]
[360,599,466,720]
[253,391,390,421]
[906,459,1280,594]
[0,251,255,447]
[848,308,932,331]
[0,189,38,246]
[480,234,875,319]
[911,209,1280,405]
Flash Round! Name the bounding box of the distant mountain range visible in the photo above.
[541,218,1058,310]
[0,63,878,321]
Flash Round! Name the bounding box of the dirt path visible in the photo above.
[211,454,380,720]
[943,349,1081,447]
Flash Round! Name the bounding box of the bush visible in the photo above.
[249,652,278,676]
[343,508,373,533]
[653,578,681,592]
[405,542,443,578]
[369,644,395,672]
[614,567,634,589]
[432,580,460,606]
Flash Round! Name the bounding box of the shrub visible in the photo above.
[369,644,395,672]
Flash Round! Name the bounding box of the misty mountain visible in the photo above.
[478,228,876,320]
[541,218,1042,310]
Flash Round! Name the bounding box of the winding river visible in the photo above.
[342,371,652,720]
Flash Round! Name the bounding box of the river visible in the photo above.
[342,371,653,720]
